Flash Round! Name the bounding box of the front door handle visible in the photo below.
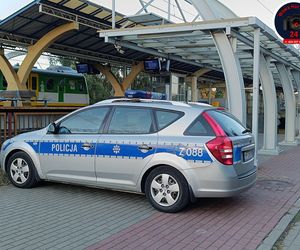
[138,144,153,151]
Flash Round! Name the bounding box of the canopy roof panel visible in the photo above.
[0,0,200,73]
[99,17,300,85]
[0,0,300,85]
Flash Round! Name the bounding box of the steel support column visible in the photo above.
[0,49,23,91]
[212,32,246,124]
[96,62,144,97]
[95,64,124,96]
[189,68,211,102]
[276,63,298,145]
[258,54,280,155]
[190,0,246,124]
[193,68,211,78]
[17,22,79,88]
[122,61,144,91]
[112,0,116,29]
[190,76,198,102]
[252,28,260,165]
[291,70,300,137]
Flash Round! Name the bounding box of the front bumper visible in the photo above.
[0,139,14,172]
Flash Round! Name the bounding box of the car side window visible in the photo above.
[58,107,109,134]
[108,107,153,134]
[155,110,182,130]
[184,115,215,136]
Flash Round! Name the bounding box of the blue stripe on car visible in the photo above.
[25,141,212,163]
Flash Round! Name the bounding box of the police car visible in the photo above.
[0,98,256,213]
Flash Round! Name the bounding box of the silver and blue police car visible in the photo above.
[0,99,256,212]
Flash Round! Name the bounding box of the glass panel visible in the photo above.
[108,107,153,134]
[59,107,109,134]
[185,115,215,136]
[156,110,181,130]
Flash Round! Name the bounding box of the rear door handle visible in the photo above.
[81,143,94,149]
[138,144,153,151]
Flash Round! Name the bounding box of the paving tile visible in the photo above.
[2,141,300,250]
[87,146,300,250]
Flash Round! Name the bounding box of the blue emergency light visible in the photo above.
[125,90,166,100]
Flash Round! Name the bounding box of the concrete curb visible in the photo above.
[257,198,300,250]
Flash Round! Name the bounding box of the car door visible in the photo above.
[40,106,110,184]
[95,106,158,191]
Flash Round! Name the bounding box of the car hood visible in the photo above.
[12,128,47,141]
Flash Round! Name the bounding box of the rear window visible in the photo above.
[207,110,246,137]
[155,110,183,130]
[184,115,215,136]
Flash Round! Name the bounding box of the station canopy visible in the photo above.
[0,0,300,86]
[99,17,300,86]
[0,0,202,75]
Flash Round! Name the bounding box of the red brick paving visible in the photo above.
[87,146,300,250]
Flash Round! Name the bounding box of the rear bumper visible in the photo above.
[185,166,257,198]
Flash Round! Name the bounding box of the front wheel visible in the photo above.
[7,152,39,188]
[145,166,190,213]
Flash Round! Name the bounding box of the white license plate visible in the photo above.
[243,150,253,162]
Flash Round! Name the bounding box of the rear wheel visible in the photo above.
[7,152,39,188]
[145,166,190,213]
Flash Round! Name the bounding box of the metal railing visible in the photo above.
[13,112,68,137]
[0,113,6,144]
[0,107,77,144]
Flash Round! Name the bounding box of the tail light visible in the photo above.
[203,112,233,165]
[206,137,233,165]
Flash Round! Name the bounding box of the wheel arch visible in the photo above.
[4,144,43,179]
[4,149,23,172]
[140,164,189,193]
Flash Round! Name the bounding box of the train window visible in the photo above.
[46,79,54,90]
[2,77,7,89]
[79,82,85,92]
[32,77,37,90]
[69,80,76,90]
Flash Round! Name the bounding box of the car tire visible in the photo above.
[7,152,39,188]
[145,166,190,213]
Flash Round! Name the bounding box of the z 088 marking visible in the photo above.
[179,147,203,157]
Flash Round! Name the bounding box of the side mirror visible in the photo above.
[48,123,57,134]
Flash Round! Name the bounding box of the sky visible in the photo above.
[0,0,292,30]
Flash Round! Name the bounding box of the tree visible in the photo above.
[85,74,113,104]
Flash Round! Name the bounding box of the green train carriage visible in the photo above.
[0,66,90,107]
